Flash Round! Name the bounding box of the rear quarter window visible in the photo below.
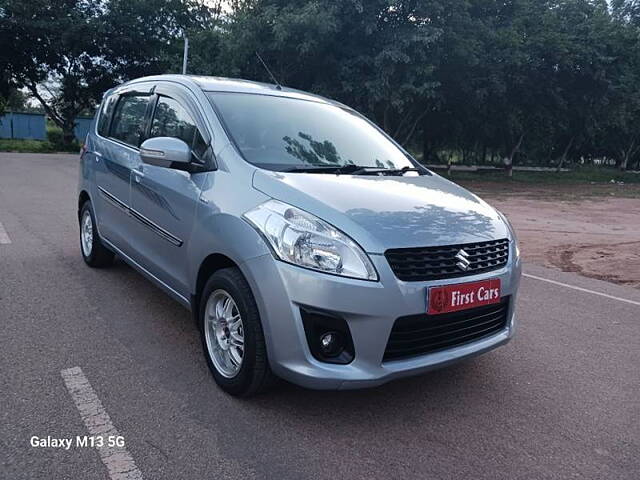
[96,95,117,137]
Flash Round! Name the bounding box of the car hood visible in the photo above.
[252,170,509,253]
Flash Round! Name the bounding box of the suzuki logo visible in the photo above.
[455,249,471,271]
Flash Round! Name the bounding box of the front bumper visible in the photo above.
[240,248,522,390]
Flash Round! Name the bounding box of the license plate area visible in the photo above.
[428,279,501,315]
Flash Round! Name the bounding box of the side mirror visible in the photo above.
[140,137,191,165]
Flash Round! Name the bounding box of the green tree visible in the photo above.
[3,0,639,168]
[544,1,617,171]
[605,0,640,170]
[0,0,211,145]
[190,0,440,145]
[418,0,628,173]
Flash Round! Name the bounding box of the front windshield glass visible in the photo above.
[208,92,415,171]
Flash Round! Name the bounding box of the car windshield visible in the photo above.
[207,92,415,172]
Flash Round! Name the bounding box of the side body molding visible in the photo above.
[98,185,183,247]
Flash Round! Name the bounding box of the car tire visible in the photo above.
[79,200,115,268]
[200,267,275,396]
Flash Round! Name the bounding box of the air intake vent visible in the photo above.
[383,297,510,361]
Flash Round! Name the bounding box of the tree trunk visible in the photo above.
[620,151,629,171]
[383,104,391,133]
[62,121,76,147]
[422,124,430,163]
[400,110,429,146]
[504,134,524,178]
[556,136,574,173]
[619,137,639,171]
[25,81,78,147]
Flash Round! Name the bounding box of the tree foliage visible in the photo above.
[184,0,640,170]
[2,0,640,170]
[0,0,212,144]
[189,0,440,144]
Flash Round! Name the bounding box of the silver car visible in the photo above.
[78,75,521,396]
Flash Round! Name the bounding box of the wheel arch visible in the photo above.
[78,190,91,221]
[195,254,238,299]
[191,253,243,323]
[188,212,271,314]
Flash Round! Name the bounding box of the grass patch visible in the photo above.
[0,138,57,153]
[46,125,81,151]
[0,138,79,153]
[439,166,640,184]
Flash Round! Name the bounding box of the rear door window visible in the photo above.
[109,95,150,147]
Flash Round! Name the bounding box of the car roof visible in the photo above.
[123,74,342,107]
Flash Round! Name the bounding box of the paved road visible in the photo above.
[1,153,639,480]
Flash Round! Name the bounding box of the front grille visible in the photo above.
[385,238,509,282]
[383,297,510,361]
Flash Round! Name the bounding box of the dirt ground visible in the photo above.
[460,182,640,289]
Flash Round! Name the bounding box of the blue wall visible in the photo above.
[0,112,47,140]
[73,117,94,142]
[0,113,94,142]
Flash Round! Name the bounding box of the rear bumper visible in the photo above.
[240,247,521,390]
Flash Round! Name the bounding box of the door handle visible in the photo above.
[133,170,145,183]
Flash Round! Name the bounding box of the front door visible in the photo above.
[128,92,209,296]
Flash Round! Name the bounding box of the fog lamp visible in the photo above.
[320,332,342,356]
[300,307,354,364]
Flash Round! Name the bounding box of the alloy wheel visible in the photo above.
[81,210,93,257]
[204,289,245,378]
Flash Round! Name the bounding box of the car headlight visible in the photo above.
[244,200,378,281]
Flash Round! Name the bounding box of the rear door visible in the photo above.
[127,84,212,296]
[94,86,153,251]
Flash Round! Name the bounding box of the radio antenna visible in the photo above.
[255,52,282,90]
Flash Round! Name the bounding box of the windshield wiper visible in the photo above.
[346,166,423,176]
[378,166,422,176]
[282,164,372,174]
[282,165,424,175]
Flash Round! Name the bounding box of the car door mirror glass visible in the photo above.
[140,137,191,165]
